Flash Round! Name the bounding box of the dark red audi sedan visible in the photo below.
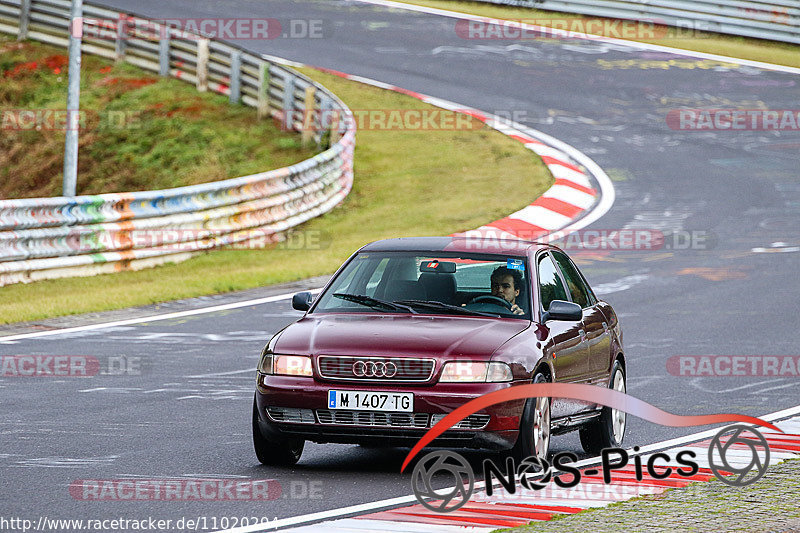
[253,237,626,465]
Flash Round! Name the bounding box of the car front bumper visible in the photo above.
[254,374,526,450]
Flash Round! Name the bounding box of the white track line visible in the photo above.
[301,66,617,242]
[0,289,322,343]
[356,0,800,75]
[2,73,616,345]
[215,406,800,533]
[213,2,793,531]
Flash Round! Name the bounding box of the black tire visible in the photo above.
[512,372,551,462]
[580,360,626,455]
[252,398,305,466]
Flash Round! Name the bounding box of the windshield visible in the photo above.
[313,251,531,319]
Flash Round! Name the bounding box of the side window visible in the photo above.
[552,251,594,308]
[538,254,569,312]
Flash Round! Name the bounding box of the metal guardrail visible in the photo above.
[466,0,800,44]
[0,0,355,286]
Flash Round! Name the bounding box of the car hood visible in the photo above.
[274,313,530,358]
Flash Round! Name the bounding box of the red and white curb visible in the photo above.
[216,411,800,533]
[337,419,800,532]
[206,46,796,533]
[264,59,615,242]
[315,66,611,241]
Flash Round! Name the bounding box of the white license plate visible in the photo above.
[327,390,413,412]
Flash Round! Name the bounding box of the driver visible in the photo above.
[490,266,525,315]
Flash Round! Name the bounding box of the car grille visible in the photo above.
[316,410,430,428]
[314,410,491,430]
[266,407,315,424]
[317,356,435,381]
[430,414,491,430]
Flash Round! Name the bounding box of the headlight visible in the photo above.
[439,361,512,383]
[258,348,313,377]
[274,355,313,377]
[257,335,280,374]
[258,352,274,374]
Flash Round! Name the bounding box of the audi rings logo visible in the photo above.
[352,360,397,378]
[411,451,474,512]
[709,425,770,486]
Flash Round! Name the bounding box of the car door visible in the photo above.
[551,250,611,386]
[536,252,590,418]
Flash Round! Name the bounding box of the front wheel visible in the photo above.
[252,398,305,466]
[512,372,551,462]
[580,361,626,455]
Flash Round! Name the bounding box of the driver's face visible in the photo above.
[491,274,519,304]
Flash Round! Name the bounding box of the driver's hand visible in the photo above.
[510,304,524,315]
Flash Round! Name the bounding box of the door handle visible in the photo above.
[578,329,587,341]
[602,321,608,331]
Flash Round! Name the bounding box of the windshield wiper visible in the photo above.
[332,293,417,314]
[393,300,500,318]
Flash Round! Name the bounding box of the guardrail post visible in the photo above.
[318,96,332,147]
[330,112,342,145]
[115,13,127,61]
[18,0,31,41]
[0,0,355,287]
[257,63,270,119]
[196,38,209,92]
[158,26,170,76]
[301,86,316,147]
[282,75,295,131]
[229,50,241,104]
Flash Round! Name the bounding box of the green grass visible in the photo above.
[0,66,553,324]
[0,35,316,198]
[496,457,800,532]
[393,0,800,69]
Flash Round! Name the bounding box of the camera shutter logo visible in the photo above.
[411,451,474,512]
[517,455,552,491]
[709,425,770,487]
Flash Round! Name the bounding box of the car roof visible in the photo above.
[359,237,553,256]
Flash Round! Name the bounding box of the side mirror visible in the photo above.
[292,292,313,311]
[541,300,582,322]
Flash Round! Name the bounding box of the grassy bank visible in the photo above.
[500,457,800,533]
[0,64,553,324]
[393,0,800,69]
[0,34,316,199]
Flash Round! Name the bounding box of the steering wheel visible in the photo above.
[468,295,513,310]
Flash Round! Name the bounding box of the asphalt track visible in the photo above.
[1,0,799,527]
